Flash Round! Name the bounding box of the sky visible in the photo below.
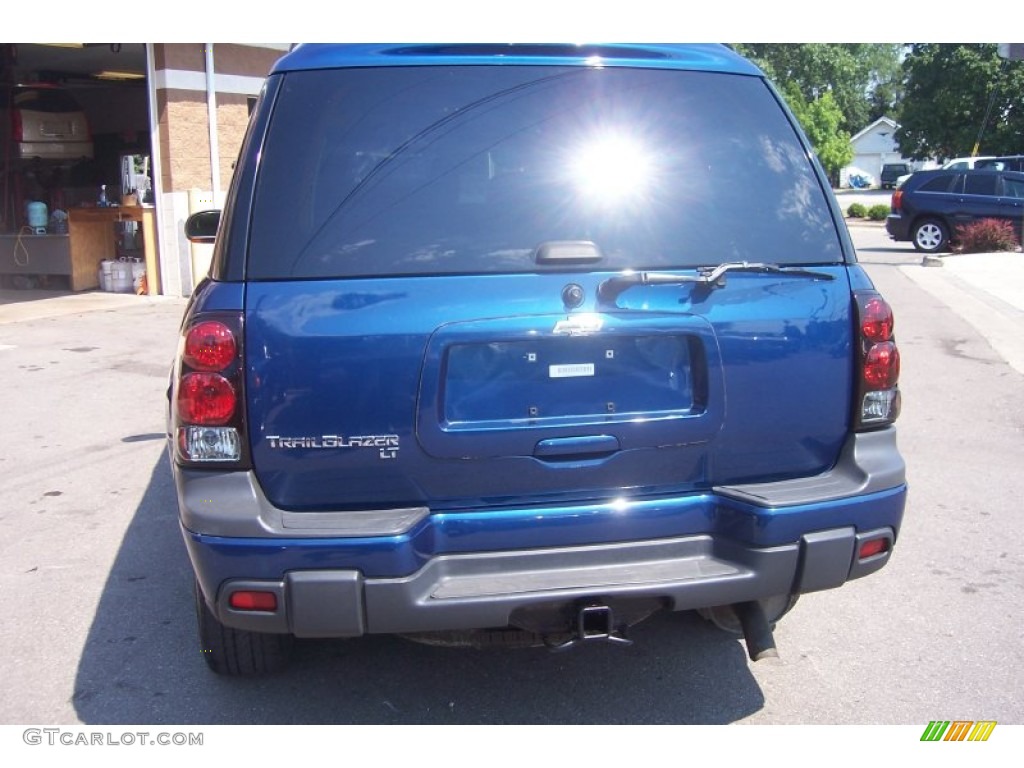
[8,1,1013,45]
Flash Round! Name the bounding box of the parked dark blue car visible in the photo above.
[886,168,1024,252]
[171,43,906,674]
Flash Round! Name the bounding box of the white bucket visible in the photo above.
[109,260,133,293]
[99,259,115,292]
[130,260,146,293]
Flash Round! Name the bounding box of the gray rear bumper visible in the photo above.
[209,524,894,638]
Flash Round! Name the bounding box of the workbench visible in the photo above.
[0,206,159,294]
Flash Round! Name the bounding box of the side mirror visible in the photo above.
[184,209,221,243]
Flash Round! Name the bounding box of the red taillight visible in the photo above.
[863,341,900,389]
[174,312,245,465]
[177,372,236,424]
[860,297,894,342]
[229,591,278,611]
[855,291,900,428]
[891,189,903,214]
[11,109,22,141]
[184,321,236,371]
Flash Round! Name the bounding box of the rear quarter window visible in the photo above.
[1002,177,1024,198]
[919,175,957,193]
[12,87,82,113]
[964,174,998,196]
[248,66,842,279]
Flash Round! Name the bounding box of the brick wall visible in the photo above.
[156,89,212,192]
[215,94,252,191]
[152,43,283,194]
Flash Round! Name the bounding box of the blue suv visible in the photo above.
[171,44,906,674]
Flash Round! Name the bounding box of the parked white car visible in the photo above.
[895,156,995,188]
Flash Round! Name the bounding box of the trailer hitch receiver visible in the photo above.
[545,602,633,652]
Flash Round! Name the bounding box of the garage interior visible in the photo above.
[1,43,154,292]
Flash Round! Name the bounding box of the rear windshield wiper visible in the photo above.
[597,261,836,304]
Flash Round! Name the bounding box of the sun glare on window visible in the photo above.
[568,132,656,207]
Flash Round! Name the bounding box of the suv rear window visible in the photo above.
[11,87,82,113]
[248,66,842,280]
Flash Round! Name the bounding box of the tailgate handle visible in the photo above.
[534,240,603,264]
[534,435,620,459]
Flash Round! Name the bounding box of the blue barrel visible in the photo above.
[26,201,48,229]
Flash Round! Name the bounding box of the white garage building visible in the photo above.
[842,116,914,188]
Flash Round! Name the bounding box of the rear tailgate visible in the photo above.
[245,268,852,511]
[241,60,854,513]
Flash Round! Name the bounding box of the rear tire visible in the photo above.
[912,218,949,253]
[195,580,292,675]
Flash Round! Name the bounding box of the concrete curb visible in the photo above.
[0,289,185,325]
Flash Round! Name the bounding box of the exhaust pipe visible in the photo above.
[732,601,779,661]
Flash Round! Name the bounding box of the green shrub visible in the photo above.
[868,204,890,221]
[846,203,867,218]
[954,218,1020,254]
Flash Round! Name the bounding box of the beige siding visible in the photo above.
[216,94,252,190]
[215,44,285,77]
[157,89,213,192]
[154,43,206,73]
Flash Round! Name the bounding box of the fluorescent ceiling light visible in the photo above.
[94,70,145,80]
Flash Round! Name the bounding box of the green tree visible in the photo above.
[780,83,853,183]
[867,79,905,124]
[861,44,907,123]
[897,44,1024,160]
[733,44,904,132]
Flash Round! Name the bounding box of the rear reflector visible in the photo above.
[858,538,889,559]
[229,591,278,611]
